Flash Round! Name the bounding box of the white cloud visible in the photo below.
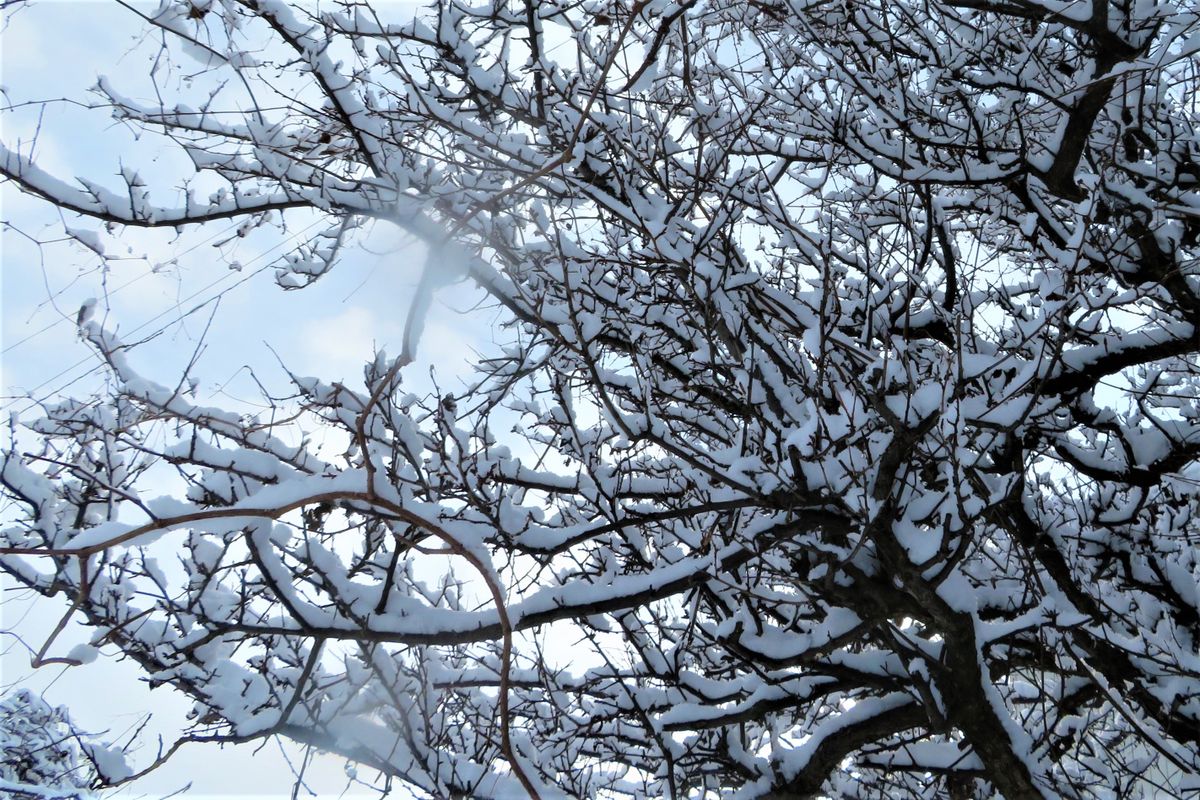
[297,305,397,383]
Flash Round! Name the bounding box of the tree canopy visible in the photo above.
[0,688,116,800]
[2,0,1200,797]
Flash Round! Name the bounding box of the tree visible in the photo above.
[0,688,122,800]
[2,0,1199,797]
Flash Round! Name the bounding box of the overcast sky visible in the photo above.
[1,2,494,796]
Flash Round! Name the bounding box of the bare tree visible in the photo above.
[3,0,1200,797]
[0,688,126,799]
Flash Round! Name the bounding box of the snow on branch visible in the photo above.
[2,0,1200,797]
